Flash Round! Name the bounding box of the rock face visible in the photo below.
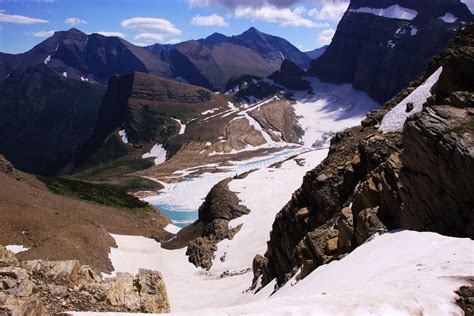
[0,246,170,314]
[185,178,250,270]
[0,64,105,175]
[254,23,474,290]
[308,0,472,103]
[248,99,303,143]
[268,60,311,91]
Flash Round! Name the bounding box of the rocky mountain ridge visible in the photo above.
[253,22,474,290]
[173,27,311,91]
[308,0,473,103]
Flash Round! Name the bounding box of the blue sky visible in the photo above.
[1,0,472,54]
[0,0,350,54]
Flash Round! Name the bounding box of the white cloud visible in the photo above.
[25,30,55,37]
[235,5,329,27]
[316,28,335,45]
[191,14,228,26]
[64,17,88,26]
[189,0,350,9]
[121,17,181,35]
[308,1,349,21]
[134,32,165,41]
[165,38,182,44]
[0,12,48,24]
[95,31,126,38]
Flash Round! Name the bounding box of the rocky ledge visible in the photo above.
[163,177,250,270]
[254,23,474,290]
[0,246,170,314]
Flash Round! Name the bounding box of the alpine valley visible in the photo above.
[0,0,473,315]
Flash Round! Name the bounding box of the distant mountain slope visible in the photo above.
[0,64,106,175]
[308,0,473,103]
[0,28,208,87]
[174,27,311,90]
[304,45,328,60]
[74,72,231,175]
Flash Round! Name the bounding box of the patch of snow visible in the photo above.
[171,118,186,135]
[6,245,29,254]
[205,141,212,147]
[80,76,88,82]
[294,77,379,148]
[77,230,472,315]
[212,149,329,274]
[201,108,220,115]
[62,72,68,78]
[278,51,285,60]
[439,12,458,23]
[43,55,51,64]
[380,66,443,133]
[350,4,418,20]
[142,144,167,165]
[164,224,181,234]
[118,129,128,144]
[411,26,418,36]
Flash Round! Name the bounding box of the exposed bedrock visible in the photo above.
[254,24,474,290]
[162,178,250,270]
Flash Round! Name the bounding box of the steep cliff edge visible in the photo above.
[308,0,472,103]
[255,23,474,289]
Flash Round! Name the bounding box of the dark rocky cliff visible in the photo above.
[255,23,474,290]
[0,65,105,175]
[308,0,472,103]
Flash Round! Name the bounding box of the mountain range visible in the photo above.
[0,0,473,313]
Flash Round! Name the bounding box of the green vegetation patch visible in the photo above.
[79,134,132,170]
[76,158,153,180]
[38,176,148,210]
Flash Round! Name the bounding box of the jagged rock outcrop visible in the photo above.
[183,178,250,270]
[268,60,311,91]
[248,99,303,143]
[254,23,474,290]
[308,0,472,103]
[0,246,170,314]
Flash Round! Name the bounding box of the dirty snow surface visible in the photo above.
[74,230,472,315]
[380,67,443,133]
[294,78,379,148]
